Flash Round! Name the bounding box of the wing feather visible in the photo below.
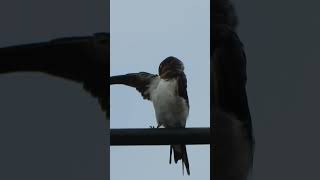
[110,72,157,100]
[177,72,189,107]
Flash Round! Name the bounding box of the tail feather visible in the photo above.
[170,144,190,175]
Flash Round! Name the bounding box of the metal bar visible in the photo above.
[110,127,210,146]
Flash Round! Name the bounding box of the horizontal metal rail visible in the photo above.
[110,127,210,146]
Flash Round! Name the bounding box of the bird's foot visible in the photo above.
[149,125,161,128]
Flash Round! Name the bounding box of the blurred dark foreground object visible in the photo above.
[0,32,109,119]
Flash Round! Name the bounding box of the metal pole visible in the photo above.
[110,127,210,146]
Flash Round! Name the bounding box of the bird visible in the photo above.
[213,0,254,180]
[0,33,109,119]
[110,56,190,175]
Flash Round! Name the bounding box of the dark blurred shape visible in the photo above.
[0,33,109,119]
[213,0,254,180]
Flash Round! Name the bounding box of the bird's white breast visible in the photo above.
[150,78,189,128]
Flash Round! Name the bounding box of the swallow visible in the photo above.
[110,56,190,175]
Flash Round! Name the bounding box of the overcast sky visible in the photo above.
[233,0,320,179]
[110,0,209,179]
[0,0,108,179]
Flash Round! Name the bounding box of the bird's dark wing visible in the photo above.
[110,72,157,100]
[213,1,254,179]
[0,33,109,117]
[214,25,252,140]
[213,24,254,179]
[177,72,189,107]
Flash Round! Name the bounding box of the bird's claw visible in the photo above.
[149,125,161,128]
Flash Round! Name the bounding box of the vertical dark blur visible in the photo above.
[233,0,320,179]
[212,0,253,180]
[0,0,109,179]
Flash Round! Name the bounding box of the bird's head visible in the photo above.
[158,56,184,79]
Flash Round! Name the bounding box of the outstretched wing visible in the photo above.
[0,33,109,118]
[110,72,158,100]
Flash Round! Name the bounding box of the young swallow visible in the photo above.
[110,56,190,175]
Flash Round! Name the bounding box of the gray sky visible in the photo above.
[0,0,108,179]
[110,0,209,179]
[233,0,320,179]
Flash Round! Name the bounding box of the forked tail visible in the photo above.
[169,144,190,175]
